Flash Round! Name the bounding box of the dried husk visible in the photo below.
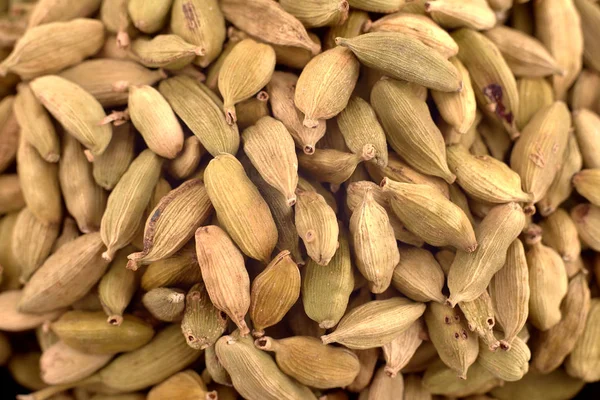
[142,287,185,322]
[127,0,171,34]
[130,34,203,70]
[539,208,581,264]
[91,122,135,190]
[0,290,64,331]
[565,298,600,382]
[148,369,217,400]
[28,0,102,28]
[425,0,496,30]
[181,283,228,350]
[167,136,205,180]
[516,77,554,130]
[382,319,424,377]
[279,0,349,28]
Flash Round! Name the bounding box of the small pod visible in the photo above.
[195,225,251,336]
[539,209,581,264]
[204,344,232,386]
[570,69,600,111]
[254,336,360,389]
[0,290,64,332]
[148,369,217,400]
[478,336,530,382]
[127,0,172,33]
[425,0,496,30]
[368,365,404,400]
[565,298,600,382]
[420,353,496,396]
[235,91,271,130]
[516,77,555,130]
[40,341,112,385]
[272,33,321,69]
[347,348,378,393]
[574,108,600,169]
[181,283,228,350]
[347,0,407,13]
[382,320,424,377]
[298,148,371,185]
[28,0,102,28]
[92,122,135,190]
[458,291,499,350]
[0,174,24,215]
[280,0,349,28]
[142,287,186,322]
[392,246,445,303]
[130,35,204,70]
[167,136,205,180]
[140,247,201,291]
[324,9,370,50]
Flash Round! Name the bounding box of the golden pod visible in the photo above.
[267,71,326,154]
[127,0,171,34]
[148,369,217,400]
[170,0,226,67]
[218,39,276,125]
[58,133,107,233]
[280,0,349,28]
[30,75,112,157]
[18,232,109,313]
[142,287,186,322]
[204,154,277,263]
[424,302,479,379]
[298,148,370,185]
[130,34,204,70]
[371,79,455,183]
[13,83,60,163]
[92,122,135,190]
[447,144,533,204]
[0,290,65,332]
[489,239,529,350]
[131,177,172,250]
[478,336,530,382]
[447,202,526,306]
[255,336,359,389]
[127,179,213,269]
[425,0,496,30]
[235,90,270,130]
[272,33,321,69]
[516,77,554,130]
[16,138,63,225]
[571,69,600,112]
[302,225,354,329]
[321,297,426,350]
[297,175,338,212]
[452,28,519,138]
[369,12,458,58]
[458,291,499,350]
[435,249,455,276]
[573,169,600,206]
[159,76,240,157]
[295,189,339,266]
[11,208,59,283]
[0,19,104,79]
[367,366,404,400]
[141,246,201,291]
[448,183,476,226]
[181,283,228,350]
[40,341,112,385]
[348,0,408,13]
[195,225,251,336]
[50,311,154,355]
[28,0,102,28]
[0,213,23,291]
[98,247,141,325]
[575,0,600,78]
[382,319,424,377]
[323,9,370,50]
[100,150,163,261]
[287,299,326,338]
[0,174,24,215]
[167,136,205,180]
[60,59,165,108]
[243,116,298,206]
[565,298,600,382]
[571,203,600,251]
[392,246,445,303]
[531,273,591,374]
[490,369,585,400]
[295,46,359,128]
[219,0,320,55]
[574,108,600,169]
[250,250,300,337]
[347,348,378,393]
[382,179,477,252]
[215,331,317,400]
[539,208,581,264]
[525,224,569,331]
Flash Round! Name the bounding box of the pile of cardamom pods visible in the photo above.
[1,0,600,399]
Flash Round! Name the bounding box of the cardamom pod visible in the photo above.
[142,288,186,322]
[425,0,496,30]
[140,246,201,291]
[348,0,408,13]
[0,174,24,215]
[516,77,554,130]
[130,34,204,70]
[347,348,378,392]
[298,148,372,185]
[40,341,111,385]
[204,344,232,386]
[280,0,349,28]
[539,208,581,264]
[91,122,135,190]
[324,9,369,49]
[0,290,64,331]
[490,369,585,400]
[392,246,445,303]
[573,168,600,206]
[167,136,205,180]
[458,291,499,350]
[382,319,424,377]
[148,369,217,400]
[235,90,270,130]
[367,366,404,400]
[28,0,102,28]
[478,336,530,382]
[127,0,171,33]
[574,0,600,77]
[0,96,18,173]
[571,203,600,251]
[565,298,600,382]
[571,69,600,111]
[272,33,321,69]
[574,108,600,169]
[181,283,228,350]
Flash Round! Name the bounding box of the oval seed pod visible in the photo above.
[216,331,317,400]
[59,59,165,108]
[255,336,359,389]
[447,202,526,306]
[280,0,349,28]
[350,189,399,293]
[295,46,359,128]
[478,336,530,382]
[0,290,64,332]
[321,297,426,349]
[452,28,519,138]
[323,9,369,49]
[0,174,24,215]
[297,175,338,212]
[142,288,186,322]
[337,96,388,167]
[539,209,581,264]
[167,136,205,180]
[272,34,321,69]
[218,39,275,125]
[489,239,529,350]
[424,302,479,379]
[490,369,585,400]
[302,225,354,329]
[13,83,59,162]
[159,76,240,157]
[50,311,154,354]
[235,91,270,130]
[204,344,232,386]
[516,77,554,130]
[573,169,600,206]
[148,369,217,400]
[131,177,172,251]
[347,348,378,393]
[18,233,109,313]
[572,203,600,251]
[371,79,456,183]
[204,154,277,263]
[219,0,320,54]
[0,19,104,79]
[92,122,135,190]
[295,189,339,266]
[195,225,251,336]
[534,0,583,100]
[141,247,201,291]
[170,0,226,67]
[40,341,112,385]
[127,0,171,33]
[181,283,228,350]
[525,224,569,331]
[59,133,107,233]
[127,179,213,269]
[531,273,591,374]
[337,32,461,92]
[100,150,163,261]
[382,179,476,252]
[368,366,404,400]
[30,75,112,157]
[382,319,424,377]
[484,25,562,77]
[447,144,533,204]
[267,71,326,154]
[243,116,298,206]
[571,69,600,111]
[510,101,571,203]
[130,34,203,70]
[458,291,499,350]
[11,208,59,283]
[392,246,445,303]
[128,85,184,159]
[565,298,600,382]
[28,0,102,27]
[298,148,371,185]
[574,109,600,169]
[425,0,496,30]
[250,250,300,337]
[16,139,62,225]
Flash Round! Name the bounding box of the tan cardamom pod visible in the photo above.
[130,34,204,70]
[565,298,600,382]
[140,246,201,291]
[272,33,321,69]
[371,79,456,183]
[516,77,555,130]
[127,0,171,34]
[425,0,496,30]
[91,122,135,190]
[392,246,445,303]
[490,368,584,400]
[458,291,499,350]
[167,136,205,180]
[324,9,369,49]
[148,369,217,400]
[0,290,64,332]
[0,97,18,173]
[0,213,22,292]
[539,208,581,264]
[478,336,530,382]
[142,287,186,322]
[382,319,424,378]
[298,148,372,185]
[40,341,111,385]
[571,69,600,112]
[0,174,24,215]
[204,344,232,386]
[280,0,349,28]
[235,90,270,131]
[28,0,102,28]
[447,202,526,306]
[403,374,430,400]
[181,283,228,350]
[574,108,600,169]
[347,347,378,392]
[195,225,251,336]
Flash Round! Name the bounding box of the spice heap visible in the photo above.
[0,0,600,399]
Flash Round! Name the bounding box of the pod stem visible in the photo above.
[107,314,123,326]
[254,336,279,352]
[224,104,237,125]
